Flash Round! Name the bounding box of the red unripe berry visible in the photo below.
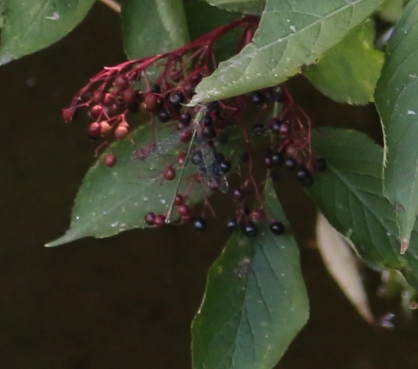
[118,121,130,129]
[88,122,101,138]
[174,194,184,206]
[104,153,117,167]
[179,129,192,143]
[114,76,130,92]
[178,204,191,217]
[144,212,156,226]
[89,105,103,119]
[103,93,116,106]
[141,93,162,113]
[115,125,129,140]
[250,208,265,221]
[93,90,105,103]
[62,107,76,122]
[99,120,112,135]
[123,88,137,104]
[177,152,187,165]
[285,144,298,158]
[163,166,176,181]
[153,214,166,227]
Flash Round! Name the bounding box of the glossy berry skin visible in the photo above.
[202,126,217,139]
[174,194,184,206]
[164,166,176,181]
[178,204,191,217]
[226,219,238,232]
[144,212,156,226]
[179,112,191,126]
[271,119,282,134]
[193,217,207,231]
[170,93,184,105]
[252,124,265,136]
[89,105,103,119]
[232,188,245,201]
[284,158,298,170]
[104,153,117,167]
[153,214,166,228]
[88,122,101,138]
[296,168,314,187]
[244,221,258,237]
[272,152,284,165]
[251,92,265,105]
[219,160,232,173]
[270,221,285,235]
[158,110,171,123]
[115,126,129,140]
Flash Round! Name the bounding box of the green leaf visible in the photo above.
[0,0,95,65]
[304,20,384,105]
[47,119,240,247]
[375,0,418,252]
[185,2,242,62]
[308,128,418,289]
[192,180,309,369]
[378,0,406,23]
[190,0,386,104]
[121,0,189,60]
[205,0,265,15]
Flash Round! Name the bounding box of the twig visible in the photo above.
[99,0,121,13]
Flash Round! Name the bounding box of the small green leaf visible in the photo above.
[304,20,384,105]
[205,0,265,15]
[121,0,189,60]
[192,180,308,369]
[308,128,418,289]
[0,0,95,65]
[190,0,386,104]
[375,0,418,252]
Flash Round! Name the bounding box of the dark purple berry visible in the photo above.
[284,158,298,170]
[170,93,184,105]
[251,92,265,105]
[151,84,161,93]
[279,122,291,135]
[244,221,258,237]
[271,119,282,134]
[272,152,284,165]
[158,110,171,123]
[233,188,245,201]
[296,167,314,187]
[219,160,232,173]
[202,126,217,139]
[264,155,273,169]
[145,212,156,226]
[202,114,213,127]
[270,221,285,235]
[208,101,220,113]
[253,123,265,136]
[226,219,238,232]
[193,217,207,231]
[180,112,191,126]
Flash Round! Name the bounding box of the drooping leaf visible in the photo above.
[375,0,418,253]
[316,213,375,324]
[190,0,386,104]
[0,0,95,66]
[192,180,308,369]
[205,0,265,15]
[308,128,418,289]
[304,20,384,105]
[121,0,189,59]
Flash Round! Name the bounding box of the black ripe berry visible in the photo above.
[215,152,225,163]
[151,84,161,93]
[296,167,314,187]
[226,218,238,232]
[244,221,258,237]
[251,92,265,105]
[271,119,282,134]
[317,158,327,172]
[270,221,285,235]
[272,151,284,165]
[202,125,217,139]
[219,160,232,173]
[169,92,184,105]
[179,112,191,126]
[144,212,156,226]
[232,188,245,201]
[193,217,207,231]
[158,110,171,123]
[252,123,265,136]
[284,158,298,170]
[202,114,213,127]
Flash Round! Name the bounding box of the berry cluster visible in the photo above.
[63,15,326,237]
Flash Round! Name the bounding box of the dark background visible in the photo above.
[1,3,418,368]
